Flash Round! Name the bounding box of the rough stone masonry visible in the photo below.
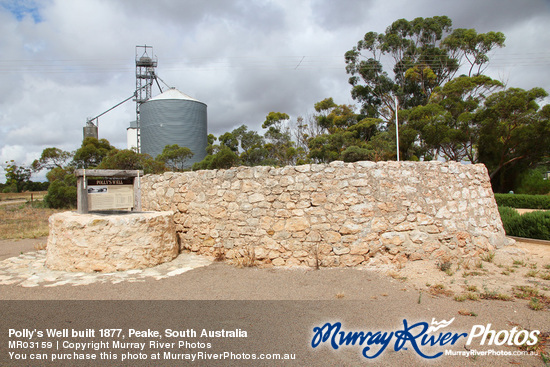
[142,160,511,268]
[46,211,178,272]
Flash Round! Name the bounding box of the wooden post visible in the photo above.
[133,170,142,212]
[77,175,89,214]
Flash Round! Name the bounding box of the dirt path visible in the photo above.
[0,237,47,260]
[2,236,548,298]
[397,239,550,300]
[0,199,28,206]
[1,238,549,366]
[1,236,549,298]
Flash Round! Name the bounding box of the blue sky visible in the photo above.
[0,0,549,182]
[1,0,43,22]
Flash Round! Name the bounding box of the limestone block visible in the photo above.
[381,232,405,246]
[340,221,362,234]
[254,247,269,259]
[349,243,370,255]
[285,217,310,232]
[293,250,309,258]
[340,254,364,267]
[46,211,178,273]
[295,164,311,173]
[332,246,350,255]
[324,231,342,243]
[409,252,424,261]
[371,217,389,232]
[394,253,408,265]
[285,258,302,267]
[141,160,510,269]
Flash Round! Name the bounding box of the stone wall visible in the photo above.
[46,211,178,272]
[141,161,510,268]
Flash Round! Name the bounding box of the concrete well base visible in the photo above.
[46,211,178,272]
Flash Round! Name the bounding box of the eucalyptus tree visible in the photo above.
[344,16,505,120]
[407,75,503,162]
[477,87,550,191]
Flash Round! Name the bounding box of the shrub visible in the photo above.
[44,180,77,209]
[495,194,550,209]
[2,184,17,193]
[516,169,550,195]
[43,171,77,209]
[498,206,520,221]
[499,207,550,241]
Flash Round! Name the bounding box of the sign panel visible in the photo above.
[87,178,134,211]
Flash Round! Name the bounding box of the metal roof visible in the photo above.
[148,88,203,103]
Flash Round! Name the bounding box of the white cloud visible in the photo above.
[0,0,549,184]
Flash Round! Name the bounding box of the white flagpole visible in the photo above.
[395,96,399,162]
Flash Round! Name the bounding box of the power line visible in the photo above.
[1,52,549,74]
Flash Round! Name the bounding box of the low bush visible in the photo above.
[498,206,520,221]
[494,194,550,209]
[43,171,77,209]
[499,207,550,241]
[44,180,76,209]
[516,168,550,195]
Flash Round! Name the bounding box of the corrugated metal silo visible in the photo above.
[83,122,98,139]
[140,88,207,168]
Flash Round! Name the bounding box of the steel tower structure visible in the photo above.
[135,45,158,152]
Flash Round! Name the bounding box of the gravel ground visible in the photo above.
[1,237,549,366]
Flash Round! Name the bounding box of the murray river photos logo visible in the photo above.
[311,318,540,359]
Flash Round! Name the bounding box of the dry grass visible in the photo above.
[234,246,256,268]
[458,309,477,317]
[454,292,480,302]
[428,284,454,297]
[0,191,47,202]
[213,247,226,262]
[513,286,550,311]
[0,202,60,240]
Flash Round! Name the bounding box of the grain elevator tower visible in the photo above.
[135,45,158,152]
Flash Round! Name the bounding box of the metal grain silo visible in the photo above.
[140,88,207,168]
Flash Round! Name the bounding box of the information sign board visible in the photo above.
[87,178,134,211]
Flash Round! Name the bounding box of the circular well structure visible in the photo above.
[46,211,178,272]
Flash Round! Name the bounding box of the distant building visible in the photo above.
[127,121,138,150]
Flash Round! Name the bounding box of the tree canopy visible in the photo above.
[3,160,32,193]
[477,87,550,191]
[6,15,548,196]
[344,16,505,120]
[73,137,116,169]
[31,147,72,172]
[156,144,194,171]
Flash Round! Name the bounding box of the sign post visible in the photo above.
[75,169,143,214]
